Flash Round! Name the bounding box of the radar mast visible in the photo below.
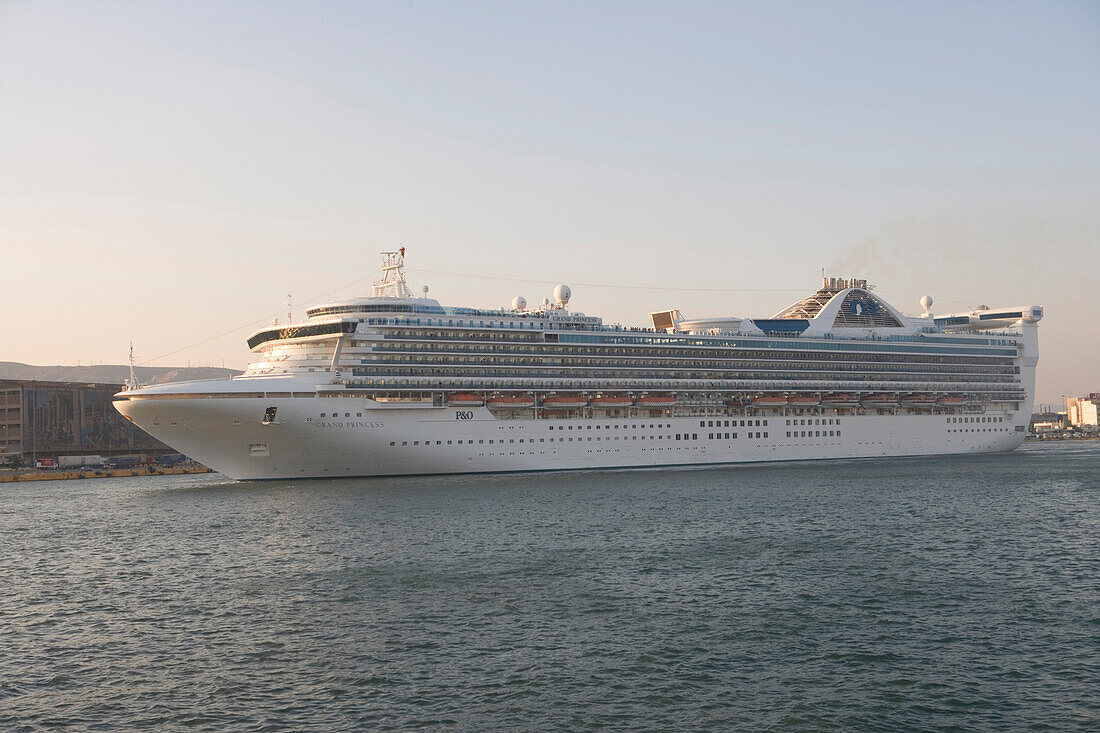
[371,248,413,298]
[126,341,141,390]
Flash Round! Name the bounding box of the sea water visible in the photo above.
[1,441,1097,730]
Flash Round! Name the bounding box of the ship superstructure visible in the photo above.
[114,252,1043,479]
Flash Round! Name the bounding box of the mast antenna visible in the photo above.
[288,293,293,323]
[371,248,413,298]
[127,341,141,390]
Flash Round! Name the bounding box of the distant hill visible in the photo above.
[0,362,241,386]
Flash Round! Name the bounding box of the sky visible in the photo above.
[1,0,1097,404]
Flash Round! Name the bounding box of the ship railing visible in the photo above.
[352,377,1024,399]
[364,320,1023,344]
[353,375,1023,388]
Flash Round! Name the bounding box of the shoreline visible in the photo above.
[0,465,214,483]
[1025,435,1100,442]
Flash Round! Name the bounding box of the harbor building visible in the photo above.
[1066,394,1100,429]
[1029,410,1067,434]
[0,379,171,461]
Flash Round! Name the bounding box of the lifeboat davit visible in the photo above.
[446,393,484,407]
[589,396,634,409]
[900,393,936,409]
[726,396,750,407]
[751,395,788,409]
[821,393,859,409]
[861,393,898,409]
[636,396,676,406]
[788,395,821,407]
[937,396,968,407]
[542,396,589,409]
[487,396,535,408]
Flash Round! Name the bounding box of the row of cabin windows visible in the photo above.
[785,431,841,438]
[381,329,544,342]
[317,413,999,425]
[378,331,1018,360]
[320,411,1005,430]
[353,366,1020,385]
[375,321,586,331]
[334,378,1020,402]
[387,432,781,447]
[549,423,670,430]
[948,416,1005,423]
[374,338,1020,361]
[371,349,1018,374]
[369,350,1018,373]
[390,433,711,446]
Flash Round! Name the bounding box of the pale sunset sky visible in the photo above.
[1,1,1097,403]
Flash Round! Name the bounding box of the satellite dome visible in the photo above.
[976,304,989,311]
[542,297,551,307]
[553,284,571,306]
[920,295,933,311]
[512,296,527,311]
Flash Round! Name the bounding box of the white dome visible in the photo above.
[920,295,933,311]
[512,296,527,311]
[542,297,551,307]
[553,284,571,306]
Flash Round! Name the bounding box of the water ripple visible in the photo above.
[0,442,1097,730]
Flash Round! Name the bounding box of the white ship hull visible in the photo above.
[116,395,1030,480]
[114,256,1041,481]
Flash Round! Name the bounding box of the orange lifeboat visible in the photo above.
[788,395,821,407]
[822,393,859,409]
[726,396,750,407]
[861,393,897,409]
[446,393,484,407]
[542,395,589,409]
[937,396,968,407]
[589,396,634,409]
[900,393,936,409]
[751,395,788,409]
[636,396,676,407]
[487,396,535,408]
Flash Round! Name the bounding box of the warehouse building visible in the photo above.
[0,380,171,461]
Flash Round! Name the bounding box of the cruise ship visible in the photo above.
[114,251,1043,480]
